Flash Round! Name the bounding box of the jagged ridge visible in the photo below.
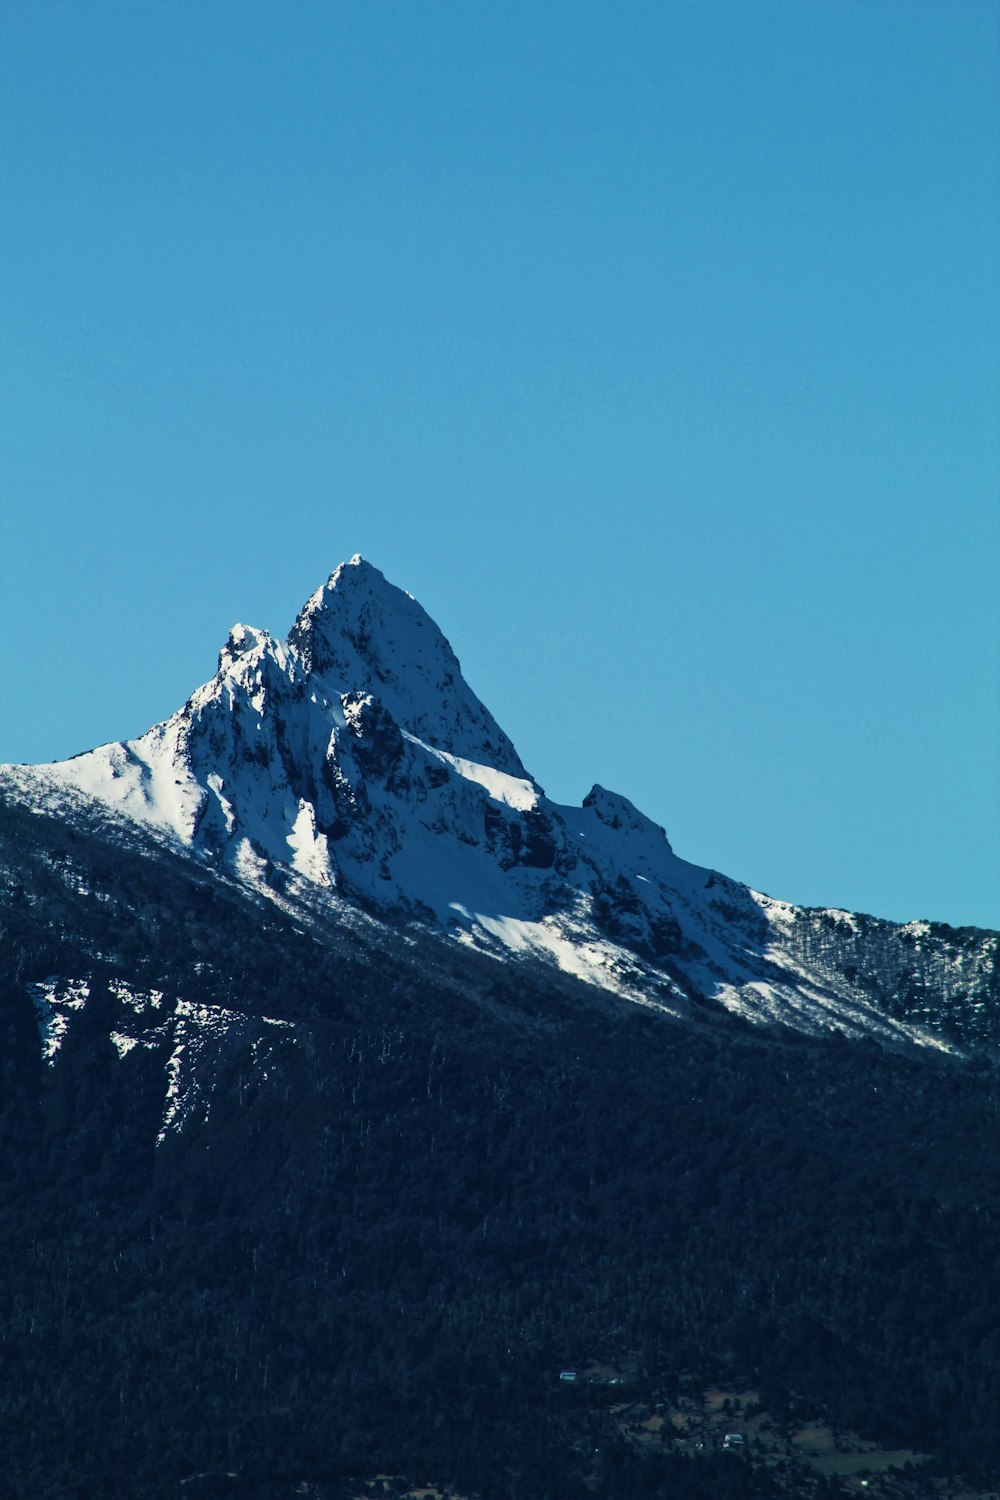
[2,555,996,1056]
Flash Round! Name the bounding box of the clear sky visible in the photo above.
[2,1,998,929]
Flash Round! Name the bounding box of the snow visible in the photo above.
[28,978,90,1063]
[750,891,799,932]
[287,799,332,885]
[4,554,986,1059]
[207,773,237,834]
[234,837,272,886]
[445,902,682,1014]
[18,715,208,848]
[289,556,527,776]
[477,915,619,991]
[403,733,538,811]
[712,974,959,1054]
[19,964,300,1138]
[157,999,296,1144]
[109,981,165,1013]
[822,908,860,933]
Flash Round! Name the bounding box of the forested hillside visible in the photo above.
[3,799,1000,1498]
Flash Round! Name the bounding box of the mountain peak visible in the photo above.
[2,555,994,1058]
[217,622,275,677]
[286,558,526,777]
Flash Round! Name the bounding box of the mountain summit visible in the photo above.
[3,559,996,1052]
[287,556,527,777]
[4,561,1000,1500]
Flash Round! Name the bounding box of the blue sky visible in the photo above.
[2,1,998,929]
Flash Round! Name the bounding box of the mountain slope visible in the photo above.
[3,559,1000,1499]
[4,784,1000,1500]
[2,555,996,1060]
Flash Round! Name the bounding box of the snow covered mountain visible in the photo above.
[3,555,996,1057]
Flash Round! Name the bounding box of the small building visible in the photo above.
[722,1432,745,1450]
[559,1369,578,1383]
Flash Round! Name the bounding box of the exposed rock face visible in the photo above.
[2,555,997,1054]
[286,556,526,776]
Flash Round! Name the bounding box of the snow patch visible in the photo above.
[287,800,332,885]
[207,773,237,834]
[28,978,90,1064]
[404,733,538,810]
[822,908,861,933]
[109,980,165,1014]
